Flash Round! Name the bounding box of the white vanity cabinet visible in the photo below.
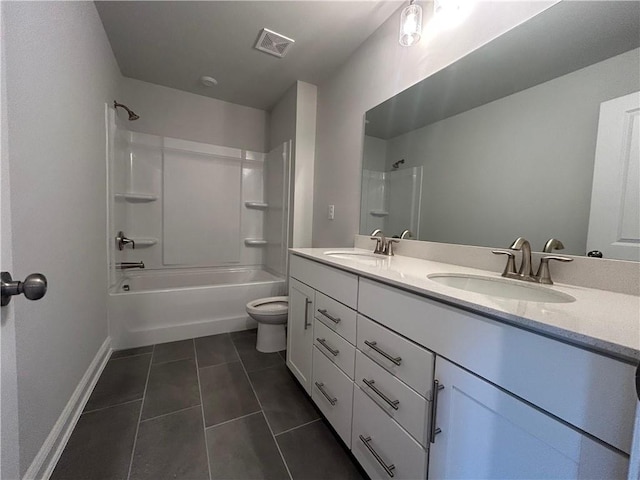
[287,254,358,440]
[287,253,637,479]
[287,278,315,393]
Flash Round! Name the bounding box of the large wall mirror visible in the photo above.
[360,1,639,261]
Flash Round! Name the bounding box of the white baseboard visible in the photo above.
[23,337,112,480]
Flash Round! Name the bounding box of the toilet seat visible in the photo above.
[246,296,289,353]
[246,296,288,316]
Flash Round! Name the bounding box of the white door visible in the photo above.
[429,357,628,479]
[286,278,314,394]
[586,91,640,261]
[1,2,21,474]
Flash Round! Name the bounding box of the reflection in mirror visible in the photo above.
[361,1,640,260]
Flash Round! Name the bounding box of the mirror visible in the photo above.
[361,1,640,260]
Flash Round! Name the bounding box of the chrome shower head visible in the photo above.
[113,101,140,121]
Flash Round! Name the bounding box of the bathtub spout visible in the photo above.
[116,262,145,270]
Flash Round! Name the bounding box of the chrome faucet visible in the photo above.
[116,262,144,270]
[509,237,534,281]
[370,229,386,254]
[116,231,135,250]
[400,229,413,240]
[493,237,573,285]
[369,229,398,256]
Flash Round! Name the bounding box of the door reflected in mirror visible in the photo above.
[360,1,640,261]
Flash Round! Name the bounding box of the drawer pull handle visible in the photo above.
[364,340,402,366]
[314,382,337,406]
[362,378,399,410]
[359,435,395,477]
[430,379,445,443]
[317,308,341,324]
[304,298,312,330]
[317,338,339,356]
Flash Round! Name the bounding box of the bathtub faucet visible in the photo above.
[116,231,135,250]
[116,262,145,270]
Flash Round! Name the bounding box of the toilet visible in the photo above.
[246,296,288,353]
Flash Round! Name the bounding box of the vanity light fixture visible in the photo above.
[399,0,423,47]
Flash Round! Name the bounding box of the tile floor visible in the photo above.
[51,329,366,480]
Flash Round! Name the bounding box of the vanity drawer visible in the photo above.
[352,385,427,480]
[355,350,430,447]
[311,346,354,447]
[314,319,356,379]
[314,291,357,344]
[289,254,358,308]
[357,315,434,397]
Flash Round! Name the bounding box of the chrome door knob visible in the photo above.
[1,272,48,306]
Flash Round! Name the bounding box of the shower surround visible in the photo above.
[106,108,290,348]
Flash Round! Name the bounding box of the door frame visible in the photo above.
[1,1,22,477]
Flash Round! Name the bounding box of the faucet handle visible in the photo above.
[386,238,400,256]
[492,250,517,277]
[535,255,573,285]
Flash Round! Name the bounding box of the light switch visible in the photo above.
[328,204,335,220]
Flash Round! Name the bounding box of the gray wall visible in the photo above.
[312,1,557,247]
[363,136,388,172]
[384,48,640,255]
[119,77,268,152]
[269,81,317,248]
[4,1,121,474]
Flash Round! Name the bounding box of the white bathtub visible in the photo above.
[108,267,286,348]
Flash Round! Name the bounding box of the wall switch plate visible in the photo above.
[328,204,335,220]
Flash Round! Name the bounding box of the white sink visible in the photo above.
[323,250,383,266]
[427,273,575,303]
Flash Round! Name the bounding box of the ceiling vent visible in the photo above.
[254,28,295,58]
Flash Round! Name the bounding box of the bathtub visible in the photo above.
[108,267,286,348]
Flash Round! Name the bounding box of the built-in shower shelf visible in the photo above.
[244,239,268,247]
[131,238,158,248]
[115,193,158,203]
[244,202,269,210]
[370,210,389,217]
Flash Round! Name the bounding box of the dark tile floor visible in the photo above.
[51,329,365,480]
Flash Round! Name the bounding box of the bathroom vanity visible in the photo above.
[286,248,639,479]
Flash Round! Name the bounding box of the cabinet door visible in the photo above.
[429,357,628,480]
[287,278,315,394]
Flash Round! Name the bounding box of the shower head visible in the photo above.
[113,101,140,121]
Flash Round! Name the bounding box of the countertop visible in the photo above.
[290,248,640,364]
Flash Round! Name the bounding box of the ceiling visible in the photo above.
[96,1,402,111]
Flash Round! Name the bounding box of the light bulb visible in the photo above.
[399,1,423,47]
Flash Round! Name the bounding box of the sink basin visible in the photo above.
[427,273,575,303]
[323,250,383,266]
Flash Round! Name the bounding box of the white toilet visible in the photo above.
[246,296,288,353]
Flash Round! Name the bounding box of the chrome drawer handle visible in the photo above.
[364,340,402,366]
[314,382,337,406]
[317,308,341,324]
[304,298,312,330]
[362,378,399,410]
[317,338,339,356]
[359,435,395,477]
[430,379,445,443]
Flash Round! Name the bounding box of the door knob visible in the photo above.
[1,272,48,306]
